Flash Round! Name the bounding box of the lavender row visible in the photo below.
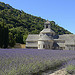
[0,49,75,75]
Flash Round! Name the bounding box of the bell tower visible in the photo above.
[44,20,51,29]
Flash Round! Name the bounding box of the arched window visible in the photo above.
[46,24,48,28]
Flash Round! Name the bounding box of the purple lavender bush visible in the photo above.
[0,49,75,75]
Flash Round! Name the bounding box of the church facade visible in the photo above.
[26,21,75,50]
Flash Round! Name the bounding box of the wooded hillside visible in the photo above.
[0,2,72,45]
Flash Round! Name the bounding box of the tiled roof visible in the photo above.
[26,34,39,41]
[44,20,50,24]
[59,34,75,44]
[38,34,53,41]
[57,43,65,47]
[40,28,55,34]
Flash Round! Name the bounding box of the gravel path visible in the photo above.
[49,68,68,75]
[42,68,71,75]
[49,68,75,75]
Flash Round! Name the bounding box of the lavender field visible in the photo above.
[0,49,75,75]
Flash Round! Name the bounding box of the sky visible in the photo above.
[0,0,75,34]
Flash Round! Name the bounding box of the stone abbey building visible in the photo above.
[26,21,75,50]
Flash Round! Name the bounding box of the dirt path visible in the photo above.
[42,68,71,75]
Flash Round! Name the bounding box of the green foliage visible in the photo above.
[23,35,28,44]
[0,25,9,48]
[3,27,9,48]
[0,2,72,44]
[9,32,16,47]
[66,65,75,74]
[50,21,71,35]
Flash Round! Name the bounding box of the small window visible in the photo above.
[46,25,48,28]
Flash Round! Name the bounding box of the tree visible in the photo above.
[0,25,9,48]
[0,25,3,48]
[3,27,9,48]
[9,32,16,47]
[23,35,28,44]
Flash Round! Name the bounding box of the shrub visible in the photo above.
[66,65,75,74]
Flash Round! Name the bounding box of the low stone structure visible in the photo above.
[14,43,25,48]
[26,21,75,50]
